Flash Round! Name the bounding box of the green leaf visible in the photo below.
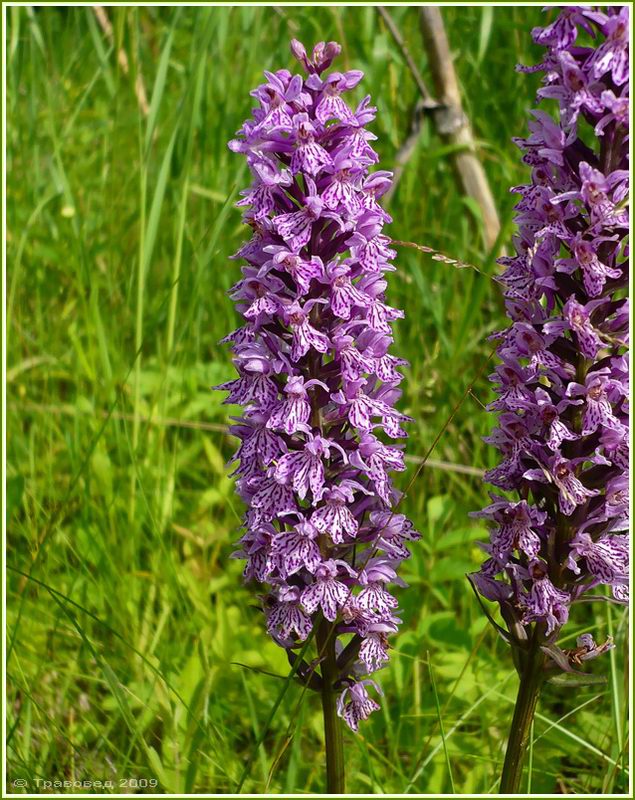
[428,614,471,650]
[477,7,494,65]
[429,556,475,582]
[548,672,608,688]
[142,128,177,281]
[145,15,178,153]
[6,475,25,524]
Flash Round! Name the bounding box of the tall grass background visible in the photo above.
[6,5,629,795]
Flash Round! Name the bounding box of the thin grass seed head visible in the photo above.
[216,40,420,730]
[470,7,629,676]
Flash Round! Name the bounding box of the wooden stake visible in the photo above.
[419,7,501,250]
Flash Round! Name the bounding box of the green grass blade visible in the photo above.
[427,652,456,793]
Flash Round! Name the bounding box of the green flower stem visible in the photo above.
[316,620,345,794]
[500,632,546,794]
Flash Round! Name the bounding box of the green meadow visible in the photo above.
[6,5,629,794]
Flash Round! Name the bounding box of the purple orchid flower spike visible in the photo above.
[469,8,629,794]
[216,40,419,792]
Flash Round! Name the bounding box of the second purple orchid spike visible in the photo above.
[469,7,629,793]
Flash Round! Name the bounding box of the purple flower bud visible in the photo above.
[471,8,629,670]
[217,41,419,730]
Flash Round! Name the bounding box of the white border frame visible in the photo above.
[2,3,632,798]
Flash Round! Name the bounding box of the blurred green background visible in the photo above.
[6,4,628,795]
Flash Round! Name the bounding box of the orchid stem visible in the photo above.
[317,620,345,794]
[500,632,545,794]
